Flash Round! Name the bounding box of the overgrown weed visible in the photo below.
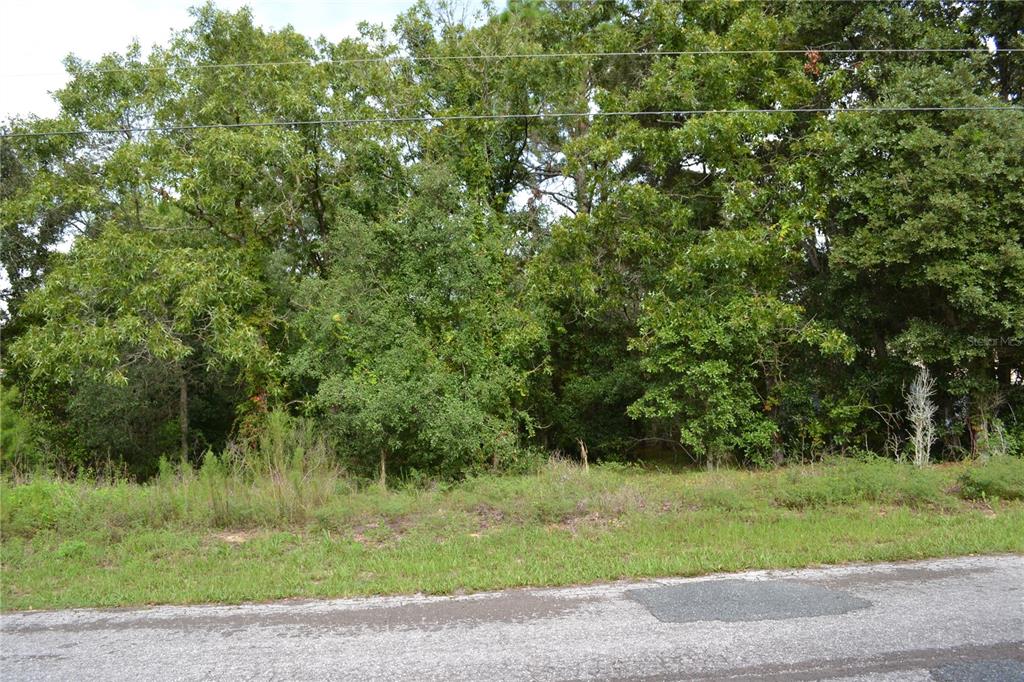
[3,455,1020,543]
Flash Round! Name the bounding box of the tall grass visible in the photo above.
[5,453,1022,544]
[2,411,351,536]
[156,411,351,527]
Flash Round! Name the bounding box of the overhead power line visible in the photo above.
[1,47,1020,79]
[3,106,1020,140]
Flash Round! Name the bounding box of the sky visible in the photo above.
[0,0,485,120]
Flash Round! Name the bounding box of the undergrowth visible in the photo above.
[3,457,1021,540]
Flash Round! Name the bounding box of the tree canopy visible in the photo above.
[2,0,1022,478]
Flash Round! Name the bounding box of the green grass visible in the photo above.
[958,456,1024,501]
[2,458,1023,611]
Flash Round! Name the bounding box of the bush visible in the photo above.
[958,457,1024,501]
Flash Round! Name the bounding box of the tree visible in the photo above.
[1,119,109,326]
[526,0,832,462]
[10,227,275,464]
[805,63,1024,457]
[629,224,853,468]
[292,166,542,481]
[3,0,1020,476]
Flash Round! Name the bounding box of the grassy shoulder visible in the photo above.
[2,458,1023,611]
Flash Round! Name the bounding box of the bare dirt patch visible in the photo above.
[351,516,412,547]
[214,531,258,545]
[548,511,623,536]
[473,503,506,530]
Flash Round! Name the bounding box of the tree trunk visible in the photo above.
[178,366,189,462]
[572,75,592,216]
[772,434,785,467]
[763,368,785,466]
[995,352,1011,391]
[379,449,387,489]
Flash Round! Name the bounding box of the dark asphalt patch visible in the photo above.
[931,659,1024,682]
[626,579,872,623]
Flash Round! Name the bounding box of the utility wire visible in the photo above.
[2,47,1020,79]
[4,106,1020,140]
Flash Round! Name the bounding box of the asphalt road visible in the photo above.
[2,555,1022,681]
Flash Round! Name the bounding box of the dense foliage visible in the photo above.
[2,0,1022,479]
